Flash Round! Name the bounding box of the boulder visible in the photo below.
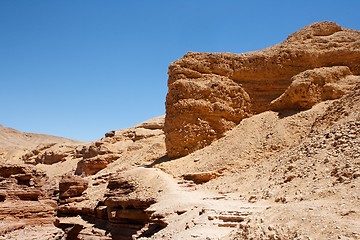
[270,66,354,110]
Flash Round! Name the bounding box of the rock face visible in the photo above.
[103,177,156,225]
[59,174,88,199]
[16,116,166,177]
[165,21,360,158]
[0,165,57,225]
[270,66,354,110]
[75,116,165,176]
[22,143,77,165]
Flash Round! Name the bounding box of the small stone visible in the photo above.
[275,197,287,203]
[284,174,296,183]
[248,195,257,203]
[353,171,360,179]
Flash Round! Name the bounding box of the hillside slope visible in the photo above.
[0,125,81,164]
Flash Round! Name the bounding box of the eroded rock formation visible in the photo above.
[0,165,57,225]
[75,116,165,176]
[270,66,354,110]
[165,21,360,158]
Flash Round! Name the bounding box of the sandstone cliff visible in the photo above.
[165,21,360,158]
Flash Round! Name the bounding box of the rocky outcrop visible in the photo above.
[0,165,57,225]
[270,66,354,110]
[182,169,224,184]
[55,168,167,239]
[22,143,76,165]
[0,165,51,201]
[75,116,165,176]
[17,117,165,177]
[57,174,89,216]
[165,76,251,159]
[59,174,88,199]
[75,154,121,176]
[103,177,156,225]
[165,21,360,158]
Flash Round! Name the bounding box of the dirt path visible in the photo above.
[138,167,268,240]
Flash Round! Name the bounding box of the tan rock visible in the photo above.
[104,179,156,224]
[165,21,360,158]
[165,75,251,158]
[270,66,354,110]
[0,164,57,229]
[135,116,165,130]
[22,143,76,165]
[182,170,222,184]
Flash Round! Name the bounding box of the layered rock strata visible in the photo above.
[165,21,360,158]
[0,165,57,224]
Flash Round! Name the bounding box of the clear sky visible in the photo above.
[1,1,359,141]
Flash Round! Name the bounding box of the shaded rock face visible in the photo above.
[165,21,360,158]
[57,174,89,217]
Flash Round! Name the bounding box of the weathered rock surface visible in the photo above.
[270,66,354,110]
[59,174,88,199]
[165,21,360,158]
[0,164,57,227]
[57,174,90,217]
[75,116,165,176]
[75,153,121,176]
[165,76,251,159]
[182,170,223,184]
[15,116,166,177]
[22,143,77,165]
[55,168,169,239]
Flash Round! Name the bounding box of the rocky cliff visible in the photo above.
[165,21,360,158]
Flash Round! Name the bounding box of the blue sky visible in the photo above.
[1,1,359,141]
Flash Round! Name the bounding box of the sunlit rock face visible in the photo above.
[165,21,360,158]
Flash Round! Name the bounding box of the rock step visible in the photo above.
[208,214,246,222]
[214,222,241,228]
[177,180,196,187]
